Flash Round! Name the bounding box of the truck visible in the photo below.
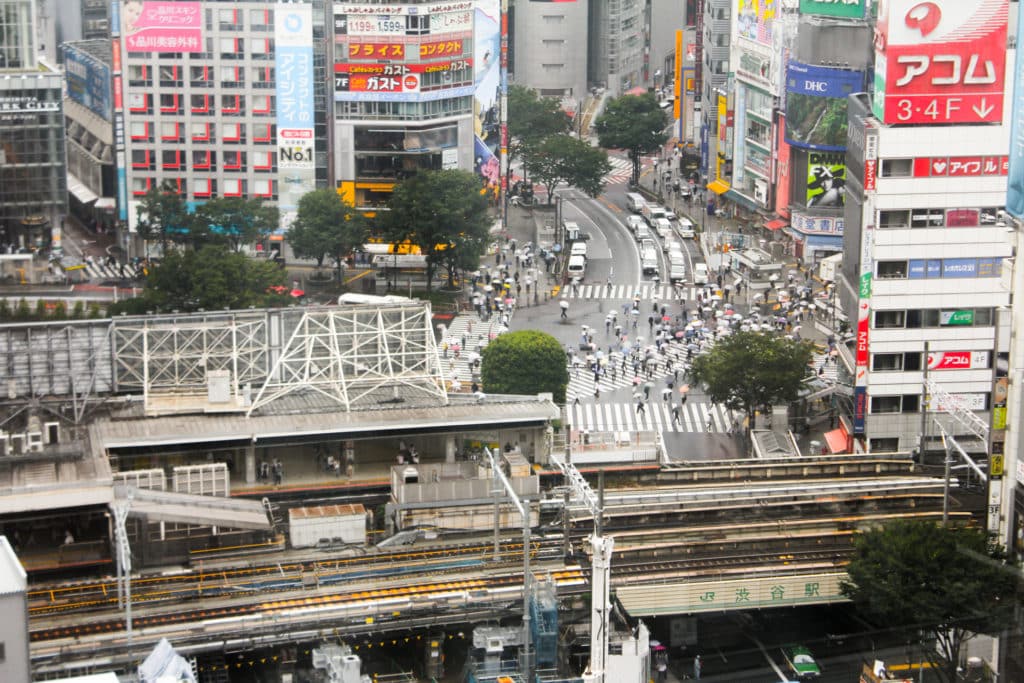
[642,203,669,226]
[669,260,687,283]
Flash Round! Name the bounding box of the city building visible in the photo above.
[588,0,645,95]
[331,0,487,212]
[838,0,1013,457]
[0,0,67,250]
[699,0,730,189]
[63,39,117,233]
[771,2,872,264]
[81,0,111,40]
[510,0,588,100]
[116,0,330,255]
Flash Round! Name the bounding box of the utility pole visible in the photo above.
[919,340,930,460]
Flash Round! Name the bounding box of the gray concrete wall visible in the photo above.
[512,0,589,98]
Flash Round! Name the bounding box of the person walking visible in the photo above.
[636,398,646,416]
[560,299,569,320]
[671,401,681,424]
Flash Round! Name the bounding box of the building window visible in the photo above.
[190,65,211,87]
[223,178,244,197]
[879,210,909,228]
[221,95,244,115]
[254,123,274,143]
[874,310,905,329]
[253,178,275,198]
[250,8,273,30]
[876,261,907,279]
[251,38,273,58]
[222,123,245,143]
[219,37,244,58]
[131,149,153,170]
[130,121,151,142]
[252,66,274,88]
[162,150,183,170]
[159,65,181,87]
[129,93,151,114]
[159,93,181,114]
[191,94,212,114]
[224,151,245,170]
[191,122,213,142]
[218,7,241,30]
[220,66,243,88]
[128,64,151,86]
[870,396,902,414]
[132,177,153,196]
[193,178,216,198]
[253,150,274,171]
[869,438,900,452]
[911,209,945,228]
[160,121,183,142]
[871,353,903,372]
[881,158,912,177]
[192,150,215,170]
[252,95,273,115]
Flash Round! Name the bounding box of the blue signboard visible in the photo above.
[908,260,926,279]
[63,45,113,121]
[1007,12,1024,219]
[942,258,978,279]
[853,386,867,434]
[927,260,941,278]
[785,61,863,151]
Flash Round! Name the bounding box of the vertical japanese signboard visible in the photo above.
[853,221,873,435]
[276,2,316,230]
[872,0,1008,126]
[111,0,128,223]
[1006,2,1024,218]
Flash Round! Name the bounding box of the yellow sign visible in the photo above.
[991,453,1004,477]
[673,30,683,121]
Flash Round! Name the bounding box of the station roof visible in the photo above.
[89,390,560,454]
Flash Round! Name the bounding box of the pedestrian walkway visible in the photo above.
[566,400,732,433]
[560,284,698,301]
[83,260,140,281]
[566,342,696,397]
[438,312,507,387]
[603,155,634,185]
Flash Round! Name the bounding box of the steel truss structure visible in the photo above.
[247,304,447,415]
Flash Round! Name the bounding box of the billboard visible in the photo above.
[927,350,990,370]
[122,1,203,53]
[275,2,316,229]
[800,0,864,18]
[806,152,846,207]
[737,0,777,47]
[63,46,113,120]
[872,0,1008,126]
[774,115,791,216]
[785,62,862,151]
[473,0,501,191]
[1006,5,1024,218]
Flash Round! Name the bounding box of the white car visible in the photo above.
[626,214,645,234]
[676,217,695,239]
[654,217,673,239]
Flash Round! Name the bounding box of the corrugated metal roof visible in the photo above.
[90,392,559,453]
[0,535,26,596]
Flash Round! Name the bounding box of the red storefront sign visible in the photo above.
[912,155,1008,177]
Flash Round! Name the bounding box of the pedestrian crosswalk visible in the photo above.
[604,156,634,185]
[438,312,506,387]
[81,260,141,281]
[566,400,734,433]
[566,341,699,397]
[561,284,699,301]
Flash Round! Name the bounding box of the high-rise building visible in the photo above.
[0,0,67,249]
[838,0,1013,457]
[331,1,487,212]
[700,0,730,190]
[511,0,589,100]
[588,0,645,95]
[115,0,330,254]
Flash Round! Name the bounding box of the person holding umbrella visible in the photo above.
[560,299,569,320]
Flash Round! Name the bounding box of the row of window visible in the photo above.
[128,93,275,116]
[869,393,991,414]
[128,65,275,89]
[131,150,275,172]
[878,207,1005,229]
[129,122,274,145]
[336,96,472,121]
[875,258,1003,280]
[215,8,274,32]
[873,308,995,329]
[132,177,276,199]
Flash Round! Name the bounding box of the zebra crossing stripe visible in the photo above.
[567,401,729,433]
[561,285,698,301]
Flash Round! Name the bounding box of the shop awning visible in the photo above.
[95,197,116,210]
[724,188,762,212]
[824,428,849,454]
[67,174,98,205]
[706,179,730,195]
[764,219,788,231]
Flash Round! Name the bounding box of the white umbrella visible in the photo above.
[731,313,743,321]
[769,273,780,282]
[484,285,493,292]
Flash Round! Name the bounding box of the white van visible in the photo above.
[669,261,687,283]
[693,262,709,285]
[634,222,652,241]
[626,192,647,213]
[567,254,587,278]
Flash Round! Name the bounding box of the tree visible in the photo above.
[287,189,369,281]
[594,93,669,186]
[687,331,813,433]
[842,520,1021,683]
[135,181,195,251]
[508,85,572,176]
[523,134,612,202]
[195,197,279,252]
[384,169,491,290]
[133,244,286,313]
[480,330,568,404]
